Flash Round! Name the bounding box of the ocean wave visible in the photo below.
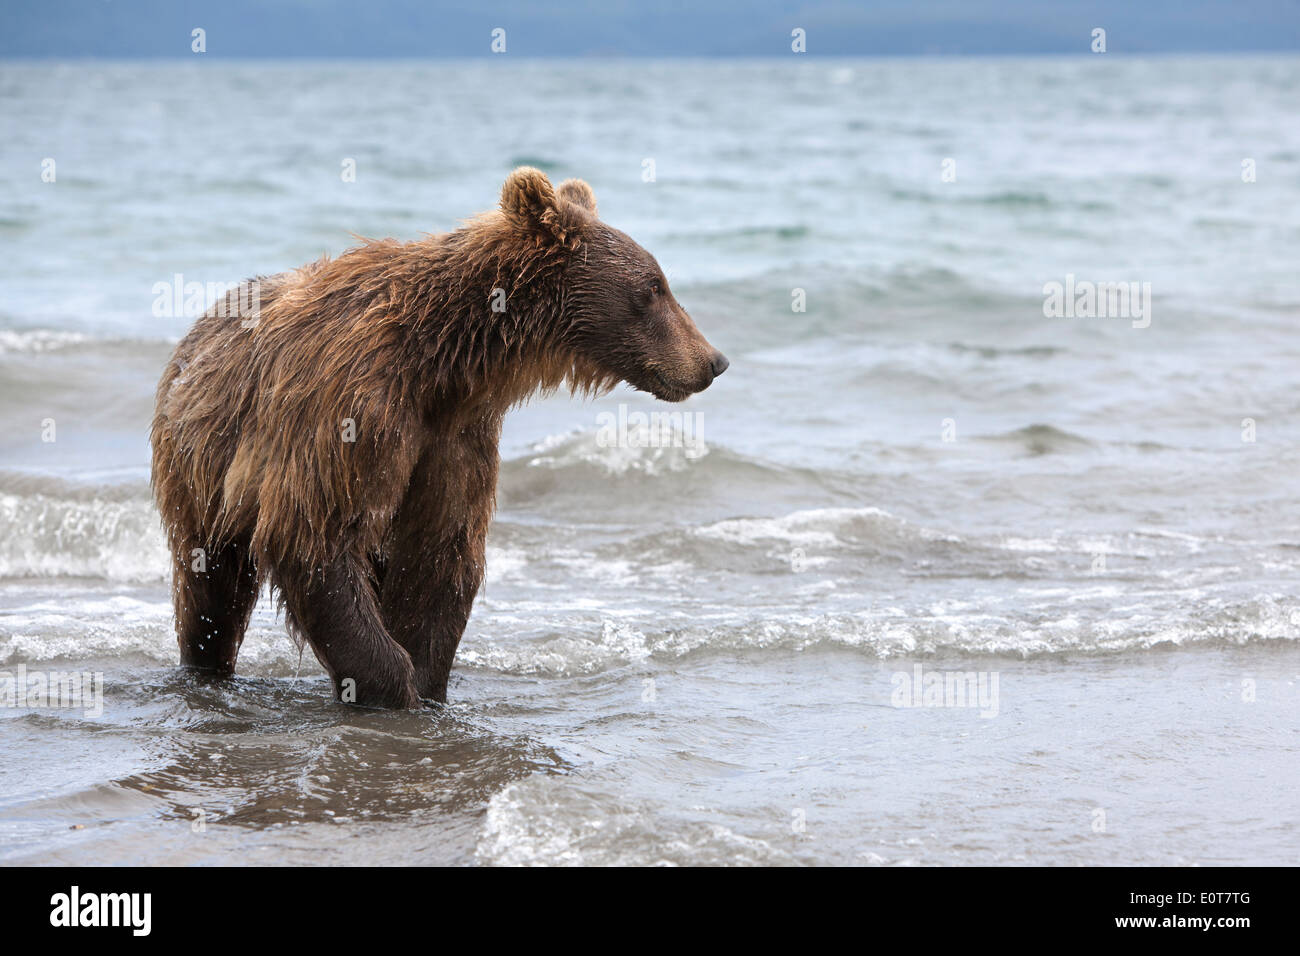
[945,342,1065,360]
[0,451,1215,585]
[497,430,812,513]
[0,593,315,676]
[0,432,792,582]
[507,426,712,478]
[0,329,93,354]
[0,479,168,582]
[975,424,1095,456]
[673,261,1030,314]
[0,327,173,356]
[477,774,791,866]
[457,598,1300,678]
[487,497,1194,585]
[507,155,567,175]
[682,506,962,566]
[4,577,1295,677]
[662,223,811,243]
[886,188,1055,208]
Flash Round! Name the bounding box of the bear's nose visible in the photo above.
[710,351,729,378]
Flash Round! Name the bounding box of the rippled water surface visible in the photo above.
[1,57,1298,864]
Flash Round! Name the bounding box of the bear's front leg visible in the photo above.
[280,551,421,709]
[378,437,496,703]
[379,525,485,703]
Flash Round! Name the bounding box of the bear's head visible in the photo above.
[500,167,729,403]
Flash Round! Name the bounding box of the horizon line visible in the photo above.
[4,49,1299,62]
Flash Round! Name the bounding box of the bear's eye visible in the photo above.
[648,279,663,297]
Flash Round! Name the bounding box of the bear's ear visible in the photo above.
[500,167,593,244]
[500,167,559,233]
[556,178,597,216]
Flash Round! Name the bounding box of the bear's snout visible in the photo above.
[692,348,729,392]
[644,307,729,401]
[677,347,728,398]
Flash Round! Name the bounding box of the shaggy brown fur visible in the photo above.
[151,168,728,708]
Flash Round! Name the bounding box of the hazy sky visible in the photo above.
[3,0,1298,57]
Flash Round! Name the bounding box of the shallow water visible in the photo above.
[1,56,1298,865]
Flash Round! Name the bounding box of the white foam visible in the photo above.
[0,594,174,665]
[457,619,653,676]
[693,506,899,548]
[0,492,170,582]
[476,774,789,867]
[0,329,90,354]
[483,545,529,585]
[522,428,706,477]
[454,594,1300,678]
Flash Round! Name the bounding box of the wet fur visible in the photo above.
[150,168,724,707]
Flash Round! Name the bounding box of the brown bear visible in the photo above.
[150,168,727,708]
